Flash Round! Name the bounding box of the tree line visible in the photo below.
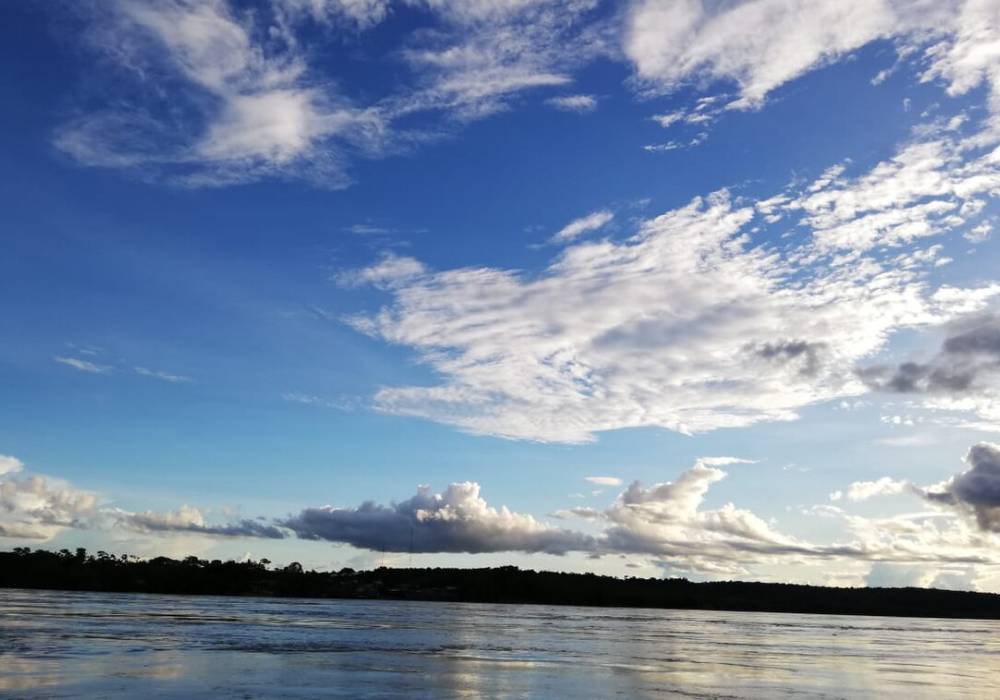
[3,547,1000,619]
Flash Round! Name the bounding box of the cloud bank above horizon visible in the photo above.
[7,444,1000,589]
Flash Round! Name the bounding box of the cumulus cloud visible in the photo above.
[965,221,993,243]
[0,463,99,540]
[0,455,24,477]
[593,458,832,575]
[0,455,286,542]
[274,453,1000,579]
[830,477,912,502]
[579,455,1000,577]
[345,169,998,441]
[283,481,595,554]
[268,455,994,579]
[815,442,1000,584]
[9,448,1000,582]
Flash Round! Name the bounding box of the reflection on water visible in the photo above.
[1,588,998,698]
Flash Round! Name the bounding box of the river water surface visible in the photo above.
[1,587,998,698]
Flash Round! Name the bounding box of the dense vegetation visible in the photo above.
[3,547,1000,619]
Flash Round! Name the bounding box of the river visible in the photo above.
[1,588,998,698]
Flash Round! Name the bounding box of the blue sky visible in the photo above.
[3,0,1000,589]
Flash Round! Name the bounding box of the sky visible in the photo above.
[3,0,1000,591]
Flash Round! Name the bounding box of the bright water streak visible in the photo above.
[1,588,999,698]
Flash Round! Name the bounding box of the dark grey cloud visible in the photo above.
[944,323,1000,355]
[283,483,595,555]
[753,340,826,377]
[860,314,1000,394]
[925,442,1000,532]
[115,507,287,539]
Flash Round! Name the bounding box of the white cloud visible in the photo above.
[865,562,976,590]
[54,356,111,374]
[642,141,683,153]
[393,0,605,121]
[919,0,1000,133]
[546,94,598,112]
[347,223,393,236]
[651,110,685,128]
[53,0,1000,189]
[0,455,284,542]
[0,455,24,477]
[585,476,622,486]
[622,0,1000,119]
[56,1,601,185]
[56,0,383,187]
[597,460,828,575]
[831,477,912,502]
[965,220,993,243]
[345,154,999,441]
[624,0,899,109]
[699,457,756,467]
[268,456,999,577]
[276,0,391,28]
[552,505,602,519]
[282,392,359,410]
[55,352,193,385]
[550,209,614,243]
[650,96,726,131]
[338,252,427,288]
[134,367,192,383]
[591,454,1000,578]
[0,462,98,541]
[782,137,1000,254]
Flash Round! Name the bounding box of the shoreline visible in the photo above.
[4,549,1000,621]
